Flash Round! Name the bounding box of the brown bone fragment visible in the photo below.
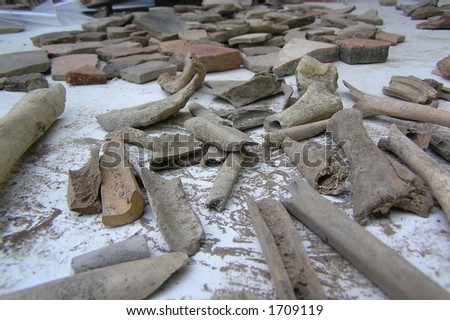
[282,137,349,195]
[281,176,450,299]
[264,119,328,148]
[96,74,200,131]
[327,109,433,224]
[378,124,450,222]
[344,81,450,128]
[206,152,243,212]
[157,53,206,94]
[0,253,189,300]
[430,128,450,162]
[383,76,438,104]
[100,137,145,227]
[67,147,102,214]
[245,197,296,300]
[252,198,326,300]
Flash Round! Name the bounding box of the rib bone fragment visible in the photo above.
[378,124,450,222]
[157,53,206,94]
[250,198,326,299]
[282,138,348,195]
[264,119,328,147]
[67,147,102,214]
[206,152,244,212]
[96,74,200,131]
[0,84,65,184]
[281,176,450,299]
[139,169,204,256]
[0,253,189,300]
[264,82,342,131]
[184,117,257,152]
[344,80,450,128]
[327,109,433,224]
[383,76,438,104]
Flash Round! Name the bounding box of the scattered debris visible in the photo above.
[65,65,107,85]
[0,73,48,92]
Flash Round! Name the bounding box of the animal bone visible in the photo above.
[188,102,232,126]
[264,119,328,147]
[281,176,450,299]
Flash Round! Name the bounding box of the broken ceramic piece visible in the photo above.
[436,55,450,79]
[1,73,48,92]
[120,61,177,84]
[67,147,102,215]
[336,38,391,64]
[96,74,200,131]
[206,72,285,107]
[0,50,50,77]
[50,54,98,81]
[65,65,107,85]
[225,106,276,131]
[134,11,187,41]
[335,23,378,40]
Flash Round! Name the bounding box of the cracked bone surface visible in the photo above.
[282,137,349,195]
[0,84,65,184]
[96,74,200,131]
[378,124,450,223]
[344,81,450,128]
[281,176,450,300]
[264,82,342,131]
[327,109,433,225]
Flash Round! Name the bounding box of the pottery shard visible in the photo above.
[206,72,285,107]
[1,73,48,92]
[121,61,177,84]
[67,148,102,214]
[31,31,80,47]
[0,50,50,77]
[243,52,278,73]
[42,42,104,58]
[416,12,450,30]
[82,14,133,32]
[336,39,391,64]
[96,45,159,61]
[134,11,187,41]
[77,32,107,42]
[100,138,145,227]
[65,65,107,85]
[71,235,150,274]
[272,38,338,77]
[353,9,384,25]
[296,55,338,96]
[335,23,378,40]
[437,56,450,79]
[228,33,272,46]
[51,54,98,81]
[170,44,243,73]
[104,53,169,79]
[0,19,24,34]
[375,31,405,45]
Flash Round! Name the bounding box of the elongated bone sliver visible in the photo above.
[264,119,328,148]
[1,253,189,300]
[281,176,450,299]
[379,124,450,222]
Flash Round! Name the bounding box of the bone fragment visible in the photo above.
[245,197,297,300]
[67,147,102,214]
[138,168,204,256]
[0,84,65,184]
[378,116,434,149]
[281,176,450,299]
[105,126,155,150]
[430,128,450,162]
[206,72,285,107]
[1,253,188,300]
[71,235,150,274]
[100,137,145,227]
[206,152,244,212]
[379,124,450,222]
[327,109,433,224]
[264,119,328,147]
[344,80,450,128]
[157,53,206,94]
[201,146,228,167]
[383,76,438,104]
[96,74,200,131]
[295,55,338,97]
[264,82,342,132]
[188,102,232,126]
[282,138,348,195]
[254,198,326,299]
[221,106,275,131]
[184,117,257,152]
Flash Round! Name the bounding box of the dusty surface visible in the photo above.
[0,2,449,299]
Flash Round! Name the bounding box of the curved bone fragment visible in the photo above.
[383,76,438,104]
[281,176,450,300]
[327,109,433,224]
[282,137,348,195]
[184,117,257,152]
[105,126,155,150]
[188,102,232,126]
[206,152,243,212]
[296,55,338,97]
[264,82,342,132]
[67,147,102,214]
[139,169,204,256]
[264,119,328,147]
[248,197,326,300]
[245,197,297,300]
[206,72,285,107]
[344,80,450,128]
[0,84,65,184]
[96,74,200,131]
[157,53,206,94]
[100,137,146,227]
[0,253,189,300]
[378,124,450,222]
